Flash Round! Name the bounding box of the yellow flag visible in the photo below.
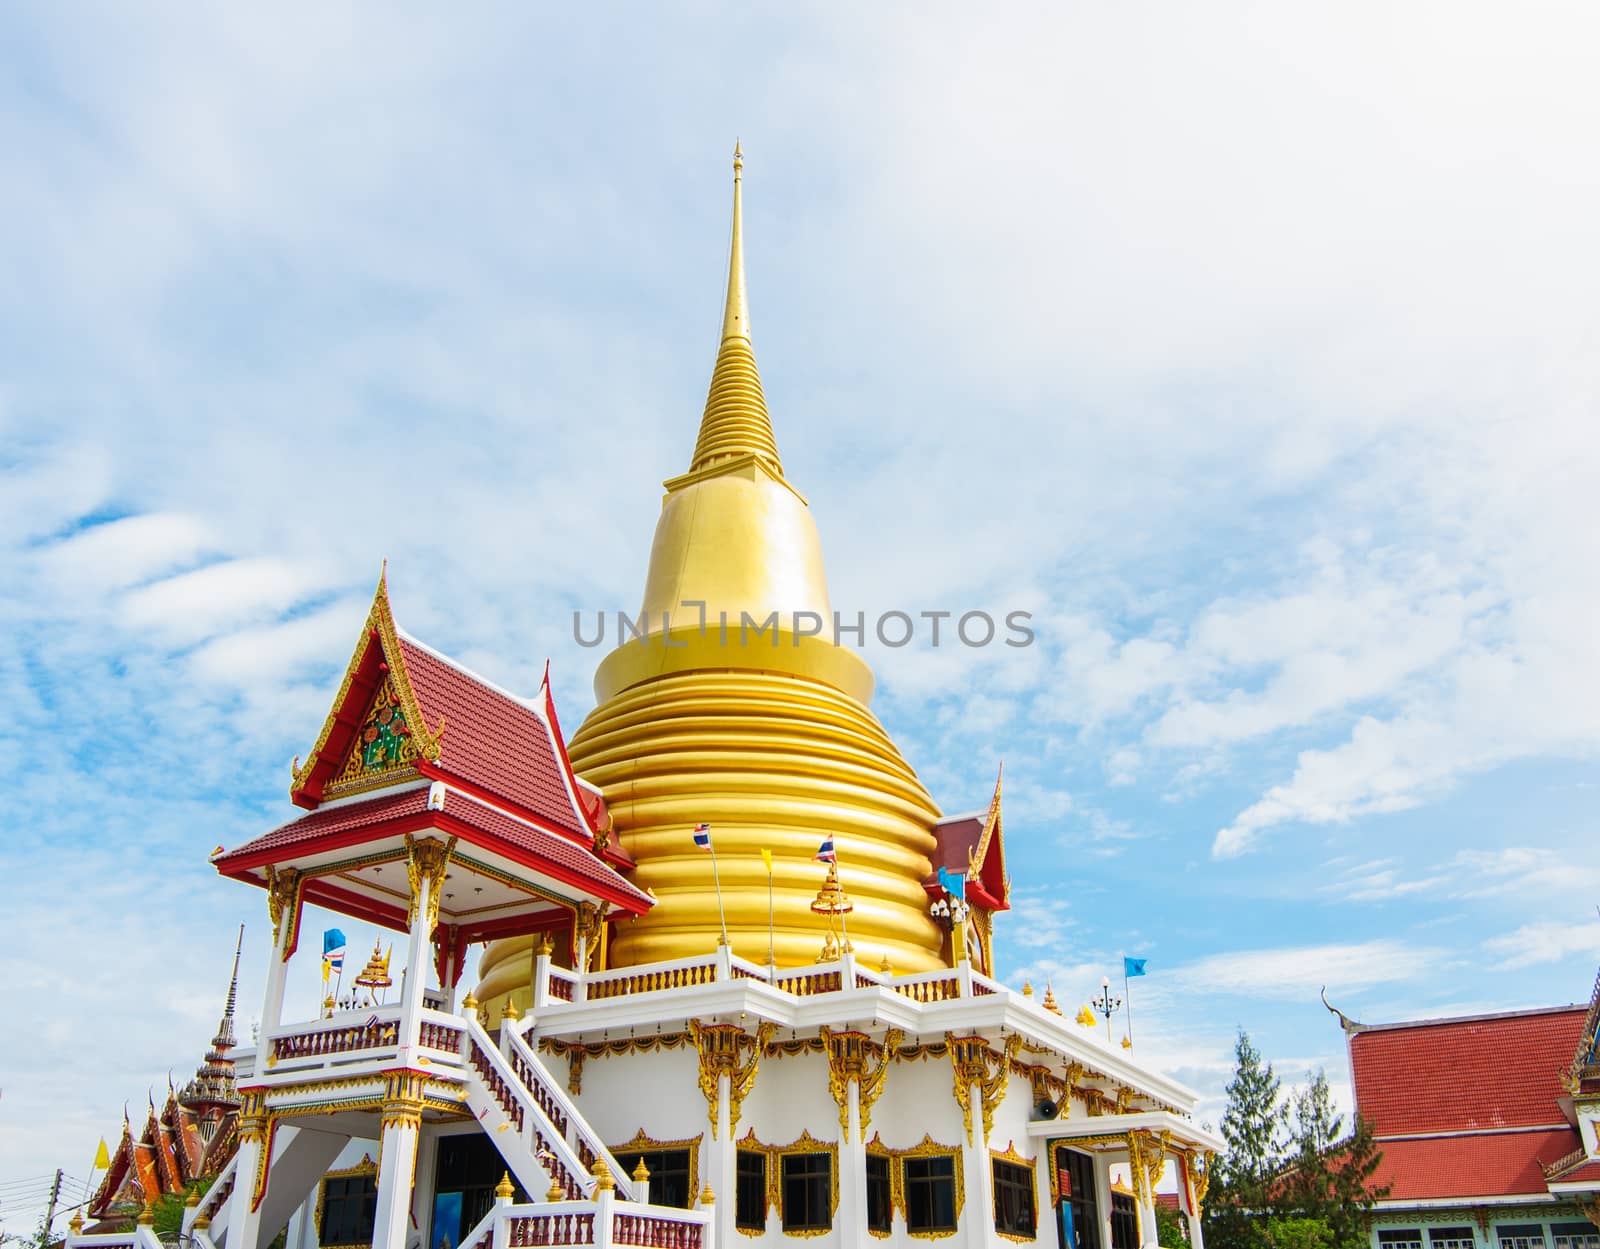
[760,848,773,873]
[1075,1005,1097,1029]
[94,1138,110,1170]
[322,957,331,983]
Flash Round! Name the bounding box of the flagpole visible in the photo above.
[1125,966,1133,1045]
[836,841,851,953]
[708,838,730,949]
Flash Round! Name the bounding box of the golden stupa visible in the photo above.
[476,146,944,1001]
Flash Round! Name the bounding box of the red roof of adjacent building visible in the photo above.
[1350,1007,1585,1135]
[1369,1129,1580,1202]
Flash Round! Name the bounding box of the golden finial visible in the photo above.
[137,1196,157,1226]
[700,1181,716,1206]
[1042,981,1061,1015]
[193,1212,211,1232]
[534,932,554,958]
[461,990,479,1019]
[501,997,521,1023]
[495,1172,515,1201]
[546,1175,565,1202]
[1122,1034,1133,1050]
[185,1189,201,1208]
[1022,981,1034,997]
[878,952,893,975]
[591,1158,615,1192]
[632,1157,652,1182]
[69,1211,85,1236]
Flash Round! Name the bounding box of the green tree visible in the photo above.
[1281,1071,1387,1249]
[1206,1029,1290,1249]
[1156,1200,1190,1247]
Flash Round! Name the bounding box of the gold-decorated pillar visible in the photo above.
[371,1072,425,1249]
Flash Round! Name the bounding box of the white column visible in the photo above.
[371,1101,422,1249]
[229,1093,270,1249]
[531,940,551,1011]
[1137,1185,1159,1249]
[713,1075,734,1246]
[1092,1152,1116,1249]
[961,1078,990,1249]
[397,871,432,1065]
[840,1081,867,1243]
[259,905,295,1038]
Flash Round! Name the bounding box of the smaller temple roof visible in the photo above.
[213,780,651,935]
[925,766,1009,911]
[1350,1005,1585,1135]
[1369,1129,1580,1202]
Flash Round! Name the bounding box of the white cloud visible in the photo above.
[1483,921,1600,971]
[1180,941,1442,999]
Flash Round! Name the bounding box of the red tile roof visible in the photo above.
[1370,1130,1581,1202]
[214,785,650,911]
[1547,1154,1600,1185]
[399,638,582,836]
[1350,1007,1585,1135]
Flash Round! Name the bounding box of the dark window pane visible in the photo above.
[612,1149,692,1211]
[993,1159,1036,1238]
[904,1155,958,1234]
[866,1154,893,1234]
[321,1174,377,1247]
[1111,1192,1139,1249]
[780,1153,832,1232]
[736,1151,767,1232]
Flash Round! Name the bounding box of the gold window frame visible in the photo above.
[315,1155,378,1249]
[990,1141,1038,1244]
[766,1130,840,1239]
[897,1134,964,1241]
[608,1127,703,1210]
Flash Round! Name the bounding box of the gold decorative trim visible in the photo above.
[541,1033,693,1059]
[688,1020,775,1137]
[265,867,304,959]
[574,902,603,972]
[820,1028,904,1135]
[290,572,444,800]
[948,1033,1020,1145]
[735,1129,771,1238]
[609,1128,703,1209]
[894,1133,965,1240]
[314,1155,377,1244]
[865,1135,895,1240]
[991,1141,1038,1243]
[766,1130,840,1239]
[405,835,455,935]
[567,1050,584,1095]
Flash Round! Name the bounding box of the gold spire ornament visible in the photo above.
[495,1172,515,1201]
[353,943,392,999]
[809,861,854,961]
[475,146,948,1003]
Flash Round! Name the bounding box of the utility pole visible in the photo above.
[38,1170,63,1249]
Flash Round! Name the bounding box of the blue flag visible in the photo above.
[1124,956,1147,978]
[937,867,966,901]
[324,928,347,956]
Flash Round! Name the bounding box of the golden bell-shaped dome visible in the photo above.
[475,147,943,1001]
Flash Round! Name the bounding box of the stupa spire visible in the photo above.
[688,141,783,476]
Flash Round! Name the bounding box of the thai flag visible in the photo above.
[693,823,712,850]
[814,836,836,864]
[364,1014,379,1030]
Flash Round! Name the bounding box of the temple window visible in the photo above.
[612,1149,692,1210]
[1110,1192,1139,1249]
[1430,1228,1478,1249]
[903,1153,958,1236]
[1379,1232,1424,1249]
[780,1152,833,1233]
[992,1158,1037,1239]
[1056,1147,1101,1249]
[318,1173,377,1249]
[865,1152,893,1235]
[1496,1227,1548,1249]
[735,1150,767,1232]
[1551,1224,1600,1249]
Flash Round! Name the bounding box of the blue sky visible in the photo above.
[3,1,1599,1222]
